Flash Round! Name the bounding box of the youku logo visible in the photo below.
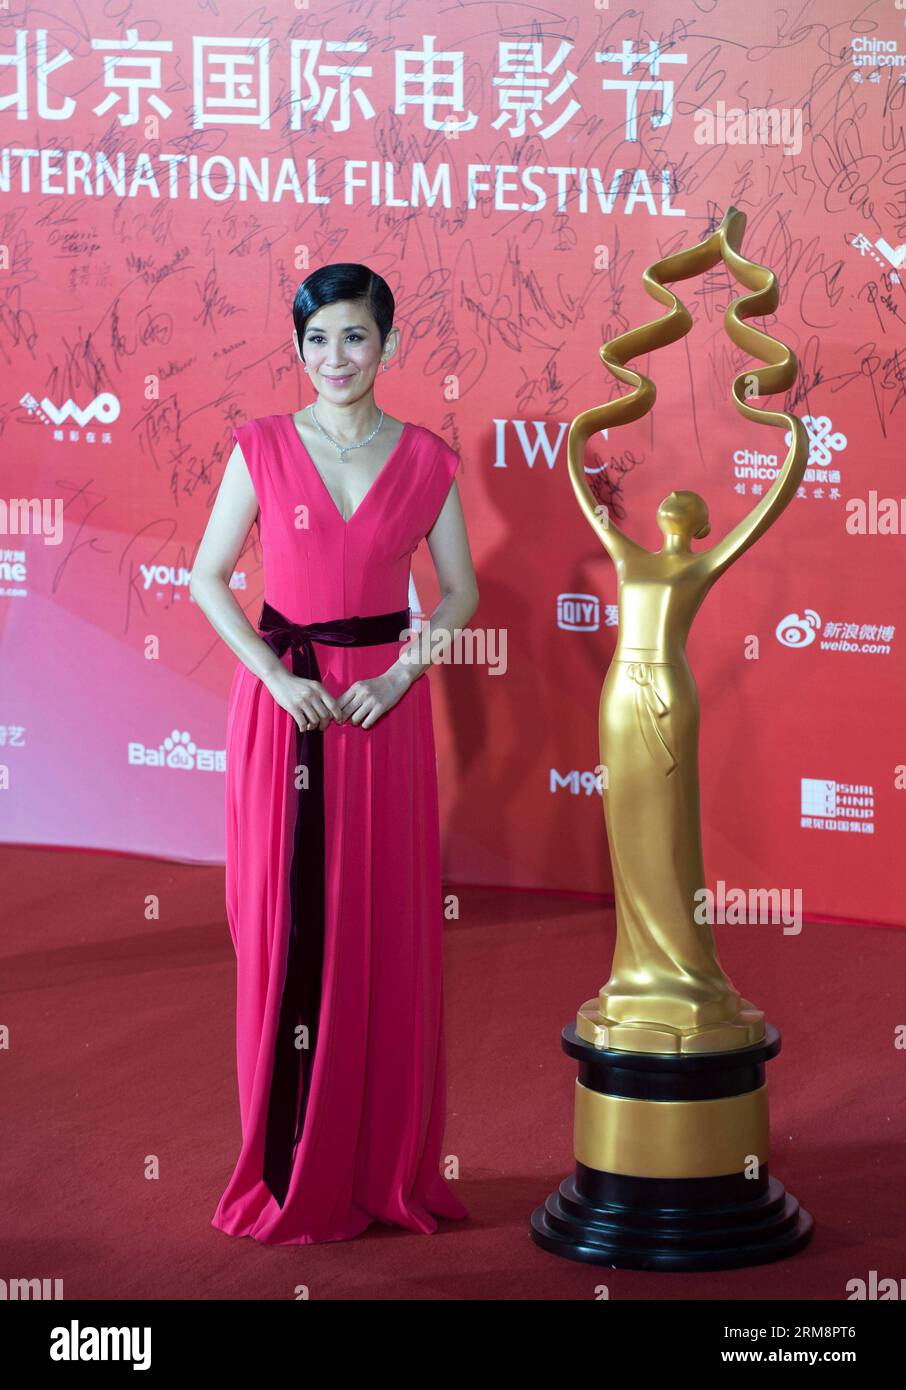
[140,564,246,593]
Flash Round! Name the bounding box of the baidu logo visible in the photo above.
[128,728,225,772]
[161,731,196,769]
[775,610,821,648]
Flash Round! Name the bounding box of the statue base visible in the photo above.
[530,1023,813,1271]
[576,995,766,1053]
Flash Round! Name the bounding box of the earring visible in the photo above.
[381,361,387,371]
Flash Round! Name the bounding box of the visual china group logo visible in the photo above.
[801,779,875,835]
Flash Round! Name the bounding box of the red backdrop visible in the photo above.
[1,3,903,926]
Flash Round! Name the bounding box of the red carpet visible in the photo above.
[1,844,903,1300]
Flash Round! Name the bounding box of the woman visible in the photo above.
[190,263,479,1245]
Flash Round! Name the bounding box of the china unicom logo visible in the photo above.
[783,415,846,467]
[20,391,121,427]
[776,610,820,648]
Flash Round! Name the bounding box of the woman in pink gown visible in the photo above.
[193,265,477,1245]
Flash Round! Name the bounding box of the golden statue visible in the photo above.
[530,207,814,1272]
[567,206,809,1056]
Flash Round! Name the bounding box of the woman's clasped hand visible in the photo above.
[264,665,413,733]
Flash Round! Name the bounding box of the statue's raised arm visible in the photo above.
[699,212,808,582]
[565,254,696,564]
[566,207,808,582]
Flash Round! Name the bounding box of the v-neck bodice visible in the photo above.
[231,413,461,624]
[282,413,412,525]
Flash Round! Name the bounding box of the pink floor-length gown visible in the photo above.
[211,411,469,1245]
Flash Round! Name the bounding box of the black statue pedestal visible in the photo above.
[530,1023,813,1271]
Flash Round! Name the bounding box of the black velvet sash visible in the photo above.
[256,598,411,1208]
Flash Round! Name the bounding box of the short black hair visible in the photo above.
[292,263,395,361]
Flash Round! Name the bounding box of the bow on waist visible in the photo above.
[256,599,411,1209]
[258,600,411,668]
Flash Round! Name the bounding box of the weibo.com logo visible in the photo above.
[21,392,121,427]
[775,611,820,648]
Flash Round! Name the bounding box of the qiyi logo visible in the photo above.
[558,593,603,631]
[49,1320,150,1369]
[128,729,225,772]
[801,779,874,835]
[558,596,619,631]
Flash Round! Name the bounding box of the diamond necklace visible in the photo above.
[308,403,384,463]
